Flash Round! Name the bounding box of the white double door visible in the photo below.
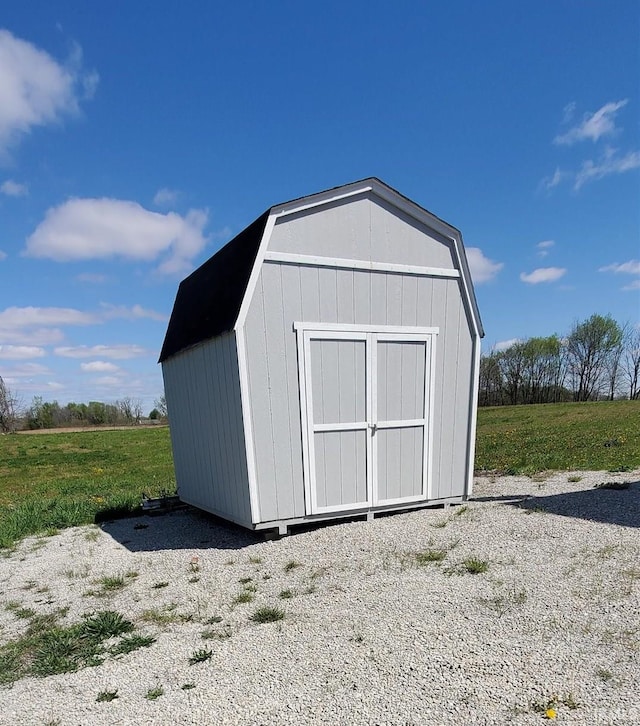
[297,324,435,515]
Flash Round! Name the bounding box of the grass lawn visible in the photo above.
[475,400,640,474]
[0,400,638,547]
[0,427,174,548]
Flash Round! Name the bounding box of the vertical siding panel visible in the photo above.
[261,263,296,520]
[401,276,418,327]
[336,269,355,324]
[452,296,473,498]
[430,278,449,499]
[245,274,279,521]
[203,342,228,516]
[318,268,338,322]
[224,334,251,521]
[280,264,305,517]
[386,275,403,326]
[353,270,371,325]
[370,272,387,325]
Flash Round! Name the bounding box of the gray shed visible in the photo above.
[160,178,484,534]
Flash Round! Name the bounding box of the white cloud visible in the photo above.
[0,250,6,261]
[466,247,504,284]
[76,272,107,284]
[54,344,148,359]
[153,187,178,207]
[99,303,168,322]
[0,305,96,329]
[520,267,567,284]
[493,338,521,352]
[541,167,570,191]
[25,198,209,275]
[0,362,50,377]
[0,30,98,156]
[1,179,28,196]
[0,344,45,359]
[0,327,64,346]
[554,100,628,145]
[94,375,124,387]
[80,360,120,373]
[574,148,640,190]
[622,280,640,291]
[537,240,555,257]
[561,102,576,124]
[599,260,640,275]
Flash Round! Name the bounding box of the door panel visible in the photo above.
[376,426,424,502]
[314,430,368,508]
[310,339,366,425]
[377,341,426,422]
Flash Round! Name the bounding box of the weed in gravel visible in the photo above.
[141,604,181,625]
[181,682,196,690]
[284,560,301,572]
[95,574,127,592]
[416,549,446,565]
[248,555,263,564]
[189,648,212,665]
[96,689,118,702]
[85,529,100,542]
[454,505,469,516]
[64,564,90,580]
[250,606,284,624]
[431,519,448,528]
[238,577,253,585]
[481,587,527,616]
[562,693,579,710]
[81,611,134,640]
[145,684,164,700]
[188,576,200,583]
[596,667,614,682]
[568,475,582,483]
[109,634,156,656]
[205,615,223,624]
[152,581,169,589]
[463,558,489,574]
[232,591,254,605]
[0,607,138,683]
[5,602,36,620]
[201,624,231,640]
[279,589,295,599]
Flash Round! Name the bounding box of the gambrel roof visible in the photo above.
[159,178,484,363]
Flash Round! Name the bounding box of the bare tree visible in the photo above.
[154,393,168,420]
[0,376,20,433]
[621,326,640,400]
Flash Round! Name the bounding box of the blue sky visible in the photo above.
[1,1,638,413]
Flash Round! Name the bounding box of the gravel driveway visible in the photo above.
[0,470,638,725]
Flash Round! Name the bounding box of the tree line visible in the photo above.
[480,314,639,406]
[0,386,167,433]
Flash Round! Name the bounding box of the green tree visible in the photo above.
[566,314,623,401]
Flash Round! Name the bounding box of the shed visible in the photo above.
[160,178,484,534]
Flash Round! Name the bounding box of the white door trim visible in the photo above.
[296,323,438,515]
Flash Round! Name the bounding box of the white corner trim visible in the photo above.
[234,213,278,332]
[264,251,460,279]
[235,328,261,523]
[465,336,482,498]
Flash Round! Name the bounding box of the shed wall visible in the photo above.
[269,193,457,270]
[244,263,474,523]
[162,332,252,525]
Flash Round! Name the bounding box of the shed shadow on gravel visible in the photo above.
[500,481,639,528]
[100,508,262,552]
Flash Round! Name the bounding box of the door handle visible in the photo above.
[369,423,377,433]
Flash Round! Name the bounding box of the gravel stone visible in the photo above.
[0,469,638,725]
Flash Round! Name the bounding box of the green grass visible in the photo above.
[0,403,637,548]
[250,606,285,624]
[0,427,174,548]
[475,400,640,474]
[0,609,137,684]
